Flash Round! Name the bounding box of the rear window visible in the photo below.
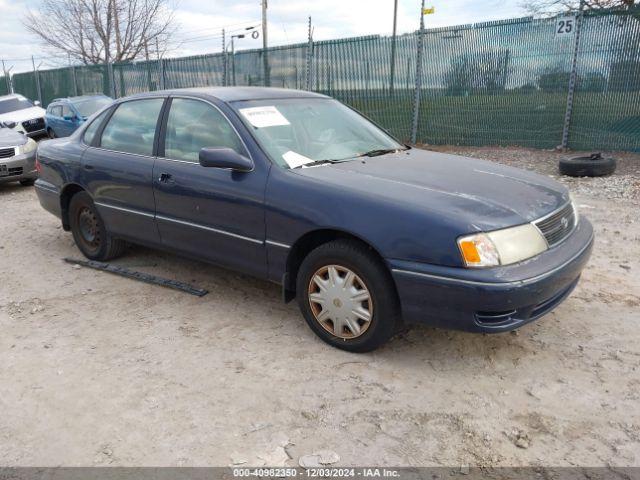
[74,97,112,117]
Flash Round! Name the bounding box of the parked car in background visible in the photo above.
[0,122,38,186]
[45,95,113,138]
[0,94,46,137]
[34,87,594,352]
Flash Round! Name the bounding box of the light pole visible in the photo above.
[228,26,257,86]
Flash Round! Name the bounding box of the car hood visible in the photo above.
[292,148,570,232]
[0,128,27,147]
[0,106,46,123]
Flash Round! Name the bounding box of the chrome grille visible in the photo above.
[534,202,577,247]
[22,117,45,133]
[0,147,15,159]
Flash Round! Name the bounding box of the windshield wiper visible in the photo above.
[291,159,339,169]
[357,148,404,158]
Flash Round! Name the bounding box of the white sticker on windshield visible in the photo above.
[282,151,313,168]
[239,106,290,128]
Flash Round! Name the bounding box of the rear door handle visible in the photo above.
[159,172,175,184]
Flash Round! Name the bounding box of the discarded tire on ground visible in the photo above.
[559,153,616,177]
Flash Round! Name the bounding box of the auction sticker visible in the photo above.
[239,106,290,128]
[282,150,313,168]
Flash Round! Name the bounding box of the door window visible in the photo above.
[50,106,62,117]
[100,98,164,156]
[61,105,73,118]
[164,98,245,162]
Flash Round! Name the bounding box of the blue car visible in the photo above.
[45,95,113,138]
[34,87,593,352]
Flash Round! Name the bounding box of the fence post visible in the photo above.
[222,29,227,86]
[305,16,313,91]
[31,56,42,106]
[72,66,78,96]
[561,0,585,150]
[158,57,165,90]
[410,0,426,145]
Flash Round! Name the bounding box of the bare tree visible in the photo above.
[24,0,176,65]
[522,0,639,16]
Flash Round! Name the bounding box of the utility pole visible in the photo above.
[389,0,399,96]
[222,29,227,86]
[262,0,270,86]
[410,0,426,145]
[31,56,42,106]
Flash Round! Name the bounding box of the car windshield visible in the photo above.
[0,96,35,114]
[232,98,405,168]
[73,97,112,117]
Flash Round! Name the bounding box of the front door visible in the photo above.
[152,97,268,278]
[82,97,165,246]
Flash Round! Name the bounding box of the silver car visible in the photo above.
[0,123,38,186]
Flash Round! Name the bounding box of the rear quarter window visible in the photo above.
[82,108,111,145]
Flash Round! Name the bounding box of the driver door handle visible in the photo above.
[159,172,174,184]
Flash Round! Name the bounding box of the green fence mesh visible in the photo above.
[6,9,640,151]
[0,77,8,96]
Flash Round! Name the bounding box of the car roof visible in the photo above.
[124,87,328,103]
[50,94,109,104]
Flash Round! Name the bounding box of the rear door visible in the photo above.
[47,105,63,136]
[82,97,166,246]
[152,96,268,278]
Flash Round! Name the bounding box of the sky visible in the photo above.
[0,0,528,73]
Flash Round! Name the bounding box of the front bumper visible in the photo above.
[390,217,594,333]
[0,150,37,184]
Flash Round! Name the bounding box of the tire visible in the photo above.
[47,128,56,139]
[68,191,126,261]
[296,239,401,352]
[19,179,35,187]
[559,153,616,177]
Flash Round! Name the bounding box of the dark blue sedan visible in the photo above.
[34,87,594,352]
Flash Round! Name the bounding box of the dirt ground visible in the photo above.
[0,146,639,467]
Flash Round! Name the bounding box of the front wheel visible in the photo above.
[296,239,401,352]
[19,179,35,187]
[68,191,126,261]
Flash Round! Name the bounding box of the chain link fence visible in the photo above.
[7,9,640,151]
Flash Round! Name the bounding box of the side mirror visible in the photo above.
[199,147,253,172]
[34,100,41,107]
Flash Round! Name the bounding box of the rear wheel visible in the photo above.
[296,239,400,352]
[69,191,126,261]
[19,179,35,187]
[47,128,56,139]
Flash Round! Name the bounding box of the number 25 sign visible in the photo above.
[556,16,576,36]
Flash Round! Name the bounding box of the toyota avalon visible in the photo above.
[34,87,594,352]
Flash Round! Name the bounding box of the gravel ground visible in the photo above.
[0,146,639,467]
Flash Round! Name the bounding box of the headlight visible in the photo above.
[458,223,548,268]
[17,138,37,155]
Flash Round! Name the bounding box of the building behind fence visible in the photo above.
[4,9,640,151]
